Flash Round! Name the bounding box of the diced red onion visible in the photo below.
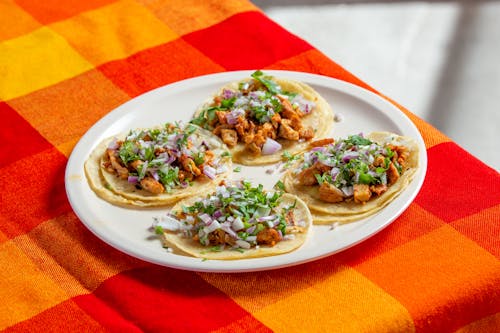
[107,138,119,150]
[277,229,283,239]
[127,175,139,184]
[257,215,275,222]
[341,186,353,196]
[303,101,315,114]
[330,167,340,180]
[165,155,176,164]
[342,151,359,162]
[213,210,223,219]
[246,235,257,243]
[303,103,313,114]
[249,91,265,99]
[334,142,345,152]
[311,147,327,153]
[232,108,245,117]
[380,173,388,185]
[199,213,212,225]
[221,223,238,239]
[226,108,245,125]
[235,239,251,249]
[203,165,216,179]
[201,140,210,150]
[231,217,245,231]
[321,159,336,167]
[204,220,220,234]
[222,89,235,99]
[261,138,282,155]
[151,170,160,181]
[225,112,238,125]
[246,225,256,234]
[169,149,180,157]
[354,171,360,183]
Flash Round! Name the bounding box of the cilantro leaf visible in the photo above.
[346,134,372,146]
[251,70,281,95]
[154,225,164,235]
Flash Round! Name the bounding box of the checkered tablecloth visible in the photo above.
[1,1,499,332]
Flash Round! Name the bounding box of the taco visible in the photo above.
[84,123,232,207]
[155,180,312,260]
[282,132,419,224]
[190,70,334,165]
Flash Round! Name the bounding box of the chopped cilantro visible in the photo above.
[154,225,164,235]
[274,180,285,191]
[358,172,377,184]
[221,97,236,109]
[208,245,223,252]
[192,152,205,166]
[251,70,281,95]
[346,134,372,146]
[314,173,324,185]
[281,150,300,168]
[118,140,139,164]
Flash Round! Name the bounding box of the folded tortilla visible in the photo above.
[161,193,312,260]
[84,125,232,207]
[192,73,334,165]
[282,132,419,224]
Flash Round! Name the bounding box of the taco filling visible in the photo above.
[157,181,311,259]
[191,70,321,157]
[100,123,230,195]
[85,122,232,207]
[282,132,419,224]
[294,134,409,204]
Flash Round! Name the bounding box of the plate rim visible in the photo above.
[65,70,428,273]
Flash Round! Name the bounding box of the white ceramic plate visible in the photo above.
[65,70,427,273]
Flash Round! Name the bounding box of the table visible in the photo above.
[1,1,499,332]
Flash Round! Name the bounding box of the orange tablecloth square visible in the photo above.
[1,1,498,332]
